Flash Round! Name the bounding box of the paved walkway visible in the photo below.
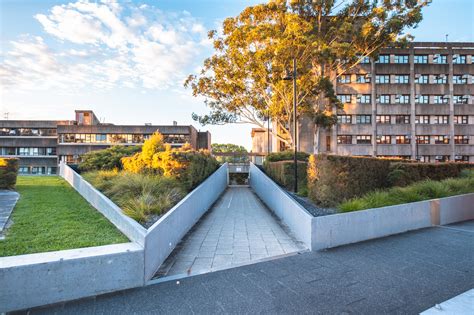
[155,187,305,278]
[0,190,19,233]
[29,220,474,314]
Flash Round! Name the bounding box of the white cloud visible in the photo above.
[1,0,210,91]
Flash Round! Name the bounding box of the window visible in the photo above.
[415,115,429,124]
[357,94,371,104]
[356,74,371,83]
[376,55,390,63]
[377,95,390,104]
[394,55,409,64]
[337,94,352,103]
[417,156,430,163]
[19,167,30,174]
[395,115,410,124]
[455,156,469,162]
[359,56,370,64]
[415,75,428,84]
[453,95,468,104]
[453,75,469,84]
[396,135,410,144]
[433,54,447,64]
[414,55,428,64]
[434,135,449,144]
[435,155,450,162]
[433,95,449,104]
[394,75,409,84]
[375,75,390,84]
[454,115,468,124]
[396,95,410,104]
[416,135,430,144]
[337,75,351,83]
[376,115,391,124]
[337,115,352,124]
[376,135,391,144]
[337,135,352,144]
[416,95,429,104]
[453,55,467,64]
[433,74,447,84]
[356,115,371,124]
[454,135,469,144]
[356,135,372,144]
[433,115,449,124]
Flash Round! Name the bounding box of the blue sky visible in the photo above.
[1,0,473,149]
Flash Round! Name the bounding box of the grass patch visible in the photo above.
[339,171,474,212]
[0,176,128,257]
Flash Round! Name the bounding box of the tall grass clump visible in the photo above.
[339,171,474,212]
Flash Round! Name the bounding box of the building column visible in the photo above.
[410,47,417,160]
[371,60,377,157]
[448,46,455,161]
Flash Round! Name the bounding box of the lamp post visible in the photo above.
[282,57,298,193]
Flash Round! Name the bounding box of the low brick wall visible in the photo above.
[0,243,144,313]
[144,163,228,280]
[249,163,312,249]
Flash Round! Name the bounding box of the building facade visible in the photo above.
[253,42,474,162]
[0,110,211,175]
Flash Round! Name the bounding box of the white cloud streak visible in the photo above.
[0,0,210,91]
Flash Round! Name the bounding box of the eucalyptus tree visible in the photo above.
[185,0,429,150]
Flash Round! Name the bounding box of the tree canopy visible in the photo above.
[185,0,429,148]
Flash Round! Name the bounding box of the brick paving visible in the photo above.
[27,220,474,314]
[155,186,305,278]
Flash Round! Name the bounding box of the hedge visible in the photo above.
[264,160,308,193]
[79,145,141,172]
[388,162,474,187]
[0,158,19,189]
[266,151,309,162]
[307,154,391,207]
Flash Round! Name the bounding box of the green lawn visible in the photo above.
[0,176,129,257]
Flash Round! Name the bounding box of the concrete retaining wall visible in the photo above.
[60,163,147,246]
[144,163,228,280]
[249,163,313,248]
[312,193,474,250]
[312,201,432,250]
[0,243,144,313]
[439,193,474,225]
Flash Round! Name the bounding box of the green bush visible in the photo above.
[307,154,391,207]
[79,145,141,172]
[339,172,474,212]
[266,151,309,162]
[83,171,185,224]
[388,162,474,187]
[263,160,307,193]
[0,158,19,189]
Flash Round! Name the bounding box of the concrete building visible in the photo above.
[0,110,211,175]
[252,42,474,162]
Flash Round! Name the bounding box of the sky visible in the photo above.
[0,0,473,149]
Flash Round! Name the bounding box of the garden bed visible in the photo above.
[0,176,128,257]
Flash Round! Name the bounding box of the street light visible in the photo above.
[282,57,298,193]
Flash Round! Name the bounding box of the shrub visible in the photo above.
[339,172,474,212]
[266,151,309,162]
[0,158,19,189]
[79,145,141,172]
[388,162,474,187]
[307,154,391,207]
[263,160,307,193]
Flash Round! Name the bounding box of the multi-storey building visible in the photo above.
[253,42,474,162]
[0,110,211,175]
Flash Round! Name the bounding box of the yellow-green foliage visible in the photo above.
[0,158,19,189]
[122,133,219,190]
[339,171,474,212]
